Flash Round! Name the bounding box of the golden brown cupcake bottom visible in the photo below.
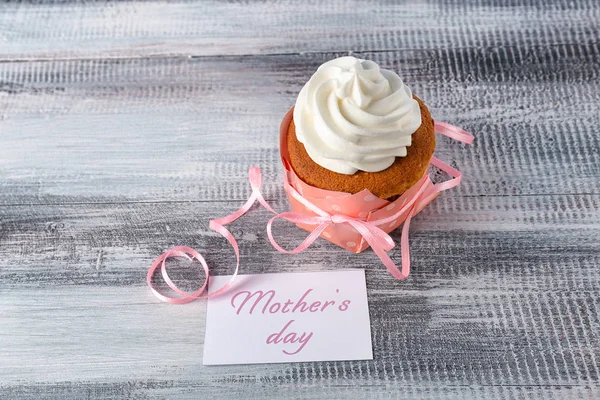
[287,96,436,199]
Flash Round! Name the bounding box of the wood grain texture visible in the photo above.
[1,201,599,399]
[1,0,600,399]
[1,46,599,205]
[1,0,599,60]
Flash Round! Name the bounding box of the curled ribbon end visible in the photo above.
[147,246,210,304]
[461,134,474,145]
[434,121,474,145]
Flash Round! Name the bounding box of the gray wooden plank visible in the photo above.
[1,45,599,206]
[1,0,599,60]
[0,197,599,398]
[1,195,598,287]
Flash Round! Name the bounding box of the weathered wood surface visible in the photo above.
[1,0,599,60]
[2,47,598,204]
[1,1,599,399]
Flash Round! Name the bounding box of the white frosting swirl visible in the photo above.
[293,56,422,175]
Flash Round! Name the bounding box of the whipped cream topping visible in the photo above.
[293,56,422,174]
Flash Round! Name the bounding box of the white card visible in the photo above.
[203,270,373,365]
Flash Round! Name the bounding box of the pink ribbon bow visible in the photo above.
[147,122,473,303]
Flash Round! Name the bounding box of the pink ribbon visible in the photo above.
[147,122,473,303]
[146,168,275,304]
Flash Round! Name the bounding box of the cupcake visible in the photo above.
[287,56,435,200]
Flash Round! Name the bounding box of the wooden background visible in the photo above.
[1,1,599,399]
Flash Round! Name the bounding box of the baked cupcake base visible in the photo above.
[286,96,436,199]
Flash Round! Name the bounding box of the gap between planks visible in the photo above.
[1,41,598,64]
[1,191,599,208]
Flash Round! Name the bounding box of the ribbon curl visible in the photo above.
[147,122,473,303]
[146,167,275,304]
